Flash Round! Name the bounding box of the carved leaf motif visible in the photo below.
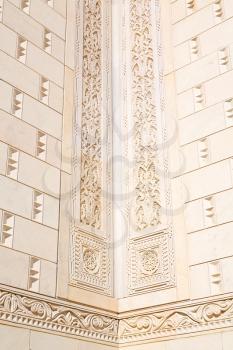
[130,0,161,231]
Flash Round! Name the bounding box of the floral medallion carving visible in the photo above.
[140,248,159,276]
[70,231,111,295]
[128,230,174,294]
[82,247,100,275]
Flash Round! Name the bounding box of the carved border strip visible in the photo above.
[1,287,233,344]
[0,287,118,343]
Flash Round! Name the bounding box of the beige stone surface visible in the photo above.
[13,215,58,262]
[0,175,32,218]
[3,0,44,48]
[0,110,37,155]
[26,42,64,87]
[0,50,40,98]
[0,246,29,289]
[0,324,30,350]
[30,0,66,39]
[189,222,233,265]
[22,94,62,140]
[30,331,77,350]
[40,259,57,296]
[1,0,233,348]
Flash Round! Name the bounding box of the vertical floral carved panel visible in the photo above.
[130,0,161,232]
[123,0,175,294]
[80,0,102,229]
[70,0,112,296]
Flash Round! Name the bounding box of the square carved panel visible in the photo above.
[128,229,174,295]
[70,230,112,295]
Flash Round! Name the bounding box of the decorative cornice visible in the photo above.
[1,287,233,345]
[0,287,118,343]
[118,297,233,343]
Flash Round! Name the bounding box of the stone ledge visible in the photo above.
[1,285,233,345]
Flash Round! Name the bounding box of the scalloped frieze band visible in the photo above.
[1,287,233,344]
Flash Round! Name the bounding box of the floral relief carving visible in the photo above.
[130,0,161,232]
[71,0,112,295]
[118,299,233,342]
[1,287,233,344]
[128,230,174,294]
[0,289,118,342]
[70,231,111,295]
[82,247,100,275]
[80,0,102,229]
[140,248,159,275]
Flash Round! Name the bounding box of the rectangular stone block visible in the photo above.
[52,34,65,63]
[214,189,233,227]
[179,103,225,145]
[184,199,203,233]
[166,333,222,350]
[0,80,13,113]
[3,0,44,48]
[174,41,190,70]
[0,23,17,57]
[222,256,233,294]
[54,0,67,17]
[173,5,214,46]
[26,42,64,87]
[0,50,40,98]
[46,135,62,169]
[18,152,60,197]
[40,260,57,296]
[182,160,232,202]
[181,142,199,174]
[30,331,77,350]
[0,110,37,156]
[13,215,58,262]
[190,263,210,299]
[210,127,233,163]
[224,0,233,21]
[175,52,219,93]
[43,194,59,229]
[62,67,74,174]
[201,17,233,57]
[0,175,32,218]
[65,0,75,69]
[223,330,233,350]
[177,89,195,119]
[0,324,30,350]
[22,94,62,140]
[30,0,66,39]
[0,141,8,175]
[49,82,64,113]
[189,222,233,265]
[205,70,233,107]
[0,246,29,289]
[171,0,186,24]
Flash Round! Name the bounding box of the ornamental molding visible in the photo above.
[128,229,175,295]
[1,286,233,345]
[0,287,118,343]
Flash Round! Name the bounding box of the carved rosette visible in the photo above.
[70,231,111,295]
[128,230,174,294]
